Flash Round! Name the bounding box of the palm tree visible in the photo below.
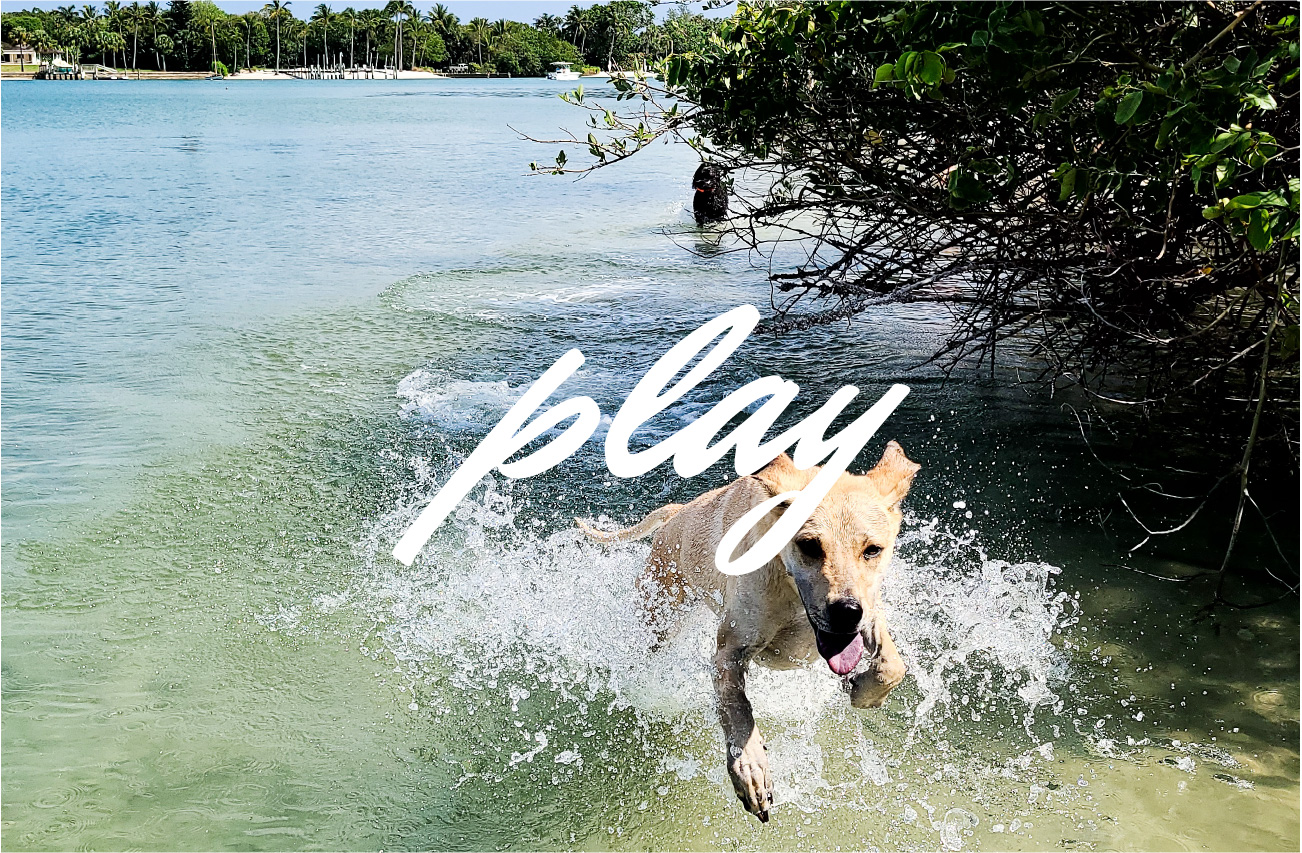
[406,16,423,69]
[262,0,289,73]
[103,0,122,67]
[382,0,413,71]
[383,0,401,70]
[145,1,162,70]
[428,3,456,37]
[338,7,356,69]
[11,24,32,71]
[423,5,455,67]
[77,6,101,63]
[155,31,170,69]
[240,11,253,70]
[127,1,140,72]
[563,6,592,60]
[311,4,333,67]
[467,17,490,66]
[401,0,416,68]
[534,13,559,35]
[95,28,123,67]
[358,7,381,67]
[484,19,517,70]
[32,28,56,65]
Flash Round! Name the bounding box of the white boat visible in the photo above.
[546,62,580,81]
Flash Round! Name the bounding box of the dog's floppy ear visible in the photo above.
[752,452,818,497]
[867,441,920,509]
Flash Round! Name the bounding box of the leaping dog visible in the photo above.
[578,442,918,822]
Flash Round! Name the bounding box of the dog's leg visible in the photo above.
[713,629,772,822]
[848,614,907,709]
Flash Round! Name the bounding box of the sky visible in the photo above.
[0,1,728,24]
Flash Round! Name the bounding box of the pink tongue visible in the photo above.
[825,633,864,675]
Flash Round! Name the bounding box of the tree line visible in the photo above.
[0,0,718,76]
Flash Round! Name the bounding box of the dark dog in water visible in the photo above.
[692,162,728,225]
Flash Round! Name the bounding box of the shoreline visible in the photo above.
[0,69,453,81]
[228,69,449,80]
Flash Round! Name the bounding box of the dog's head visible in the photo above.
[692,162,725,192]
[753,442,919,675]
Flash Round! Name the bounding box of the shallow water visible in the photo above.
[2,79,1297,851]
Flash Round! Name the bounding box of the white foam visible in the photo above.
[396,370,526,433]
[348,380,1089,822]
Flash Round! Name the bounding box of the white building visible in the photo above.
[3,43,39,66]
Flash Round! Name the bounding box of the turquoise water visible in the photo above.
[2,80,1297,851]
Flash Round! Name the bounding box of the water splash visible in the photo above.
[344,371,1102,847]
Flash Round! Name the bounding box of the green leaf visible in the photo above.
[1115,90,1143,124]
[1202,204,1223,219]
[1214,160,1234,187]
[1059,166,1077,202]
[1229,191,1289,209]
[873,62,895,84]
[1051,87,1080,114]
[1243,88,1278,110]
[1247,209,1271,251]
[918,51,944,86]
[1156,116,1177,149]
[1209,130,1239,153]
[949,169,993,207]
[895,51,916,80]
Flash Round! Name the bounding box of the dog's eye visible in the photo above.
[863,544,883,559]
[795,538,823,559]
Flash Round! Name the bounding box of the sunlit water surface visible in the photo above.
[2,79,1297,851]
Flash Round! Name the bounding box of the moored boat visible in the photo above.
[546,62,580,81]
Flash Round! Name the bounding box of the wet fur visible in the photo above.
[576,442,919,822]
[692,162,728,225]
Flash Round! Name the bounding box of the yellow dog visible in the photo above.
[579,442,919,822]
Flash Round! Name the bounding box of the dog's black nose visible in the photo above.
[826,597,863,634]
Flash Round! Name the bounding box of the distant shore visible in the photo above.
[1,70,211,80]
[229,69,448,81]
[0,69,453,81]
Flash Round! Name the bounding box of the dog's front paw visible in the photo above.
[727,732,773,823]
[848,657,906,708]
